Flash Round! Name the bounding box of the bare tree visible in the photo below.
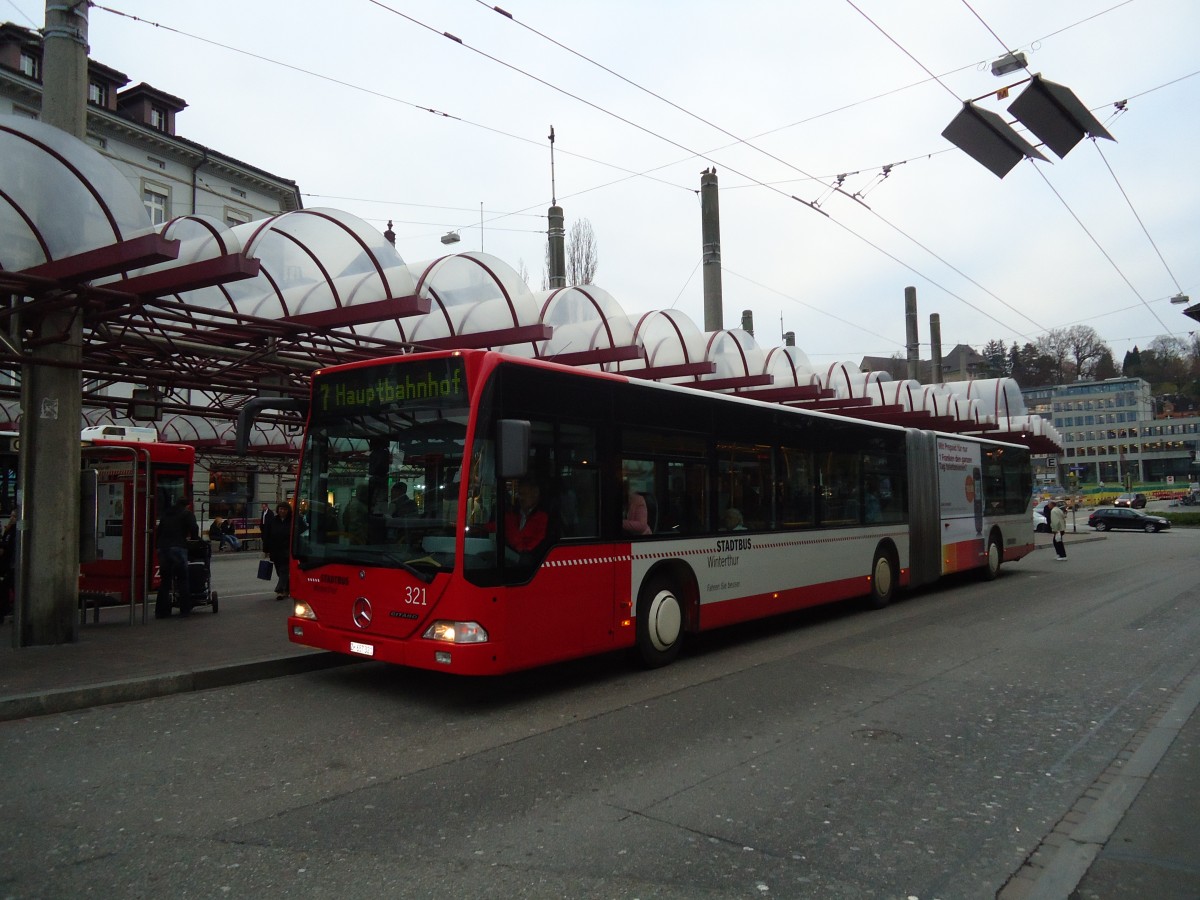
[1061,325,1109,380]
[1030,325,1112,382]
[566,219,598,286]
[1034,330,1073,383]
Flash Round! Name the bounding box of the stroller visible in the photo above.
[174,538,219,614]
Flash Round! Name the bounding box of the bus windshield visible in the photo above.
[294,367,469,578]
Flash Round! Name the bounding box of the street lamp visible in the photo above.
[990,52,1027,77]
[440,231,461,245]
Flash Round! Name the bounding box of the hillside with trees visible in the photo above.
[975,326,1200,409]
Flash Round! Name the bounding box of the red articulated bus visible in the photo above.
[242,350,1033,675]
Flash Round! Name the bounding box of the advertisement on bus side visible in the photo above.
[936,437,985,574]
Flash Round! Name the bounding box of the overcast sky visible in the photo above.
[12,0,1198,367]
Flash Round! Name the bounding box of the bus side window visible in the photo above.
[777,446,814,528]
[820,449,861,526]
[560,468,598,538]
[557,423,599,539]
[620,458,655,536]
[663,462,707,534]
[718,442,770,530]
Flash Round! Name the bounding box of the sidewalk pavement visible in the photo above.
[1,537,1197,898]
[0,551,358,722]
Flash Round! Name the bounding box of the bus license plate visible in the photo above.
[349,641,374,657]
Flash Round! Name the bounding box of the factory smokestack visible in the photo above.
[701,168,723,331]
[930,313,943,384]
[905,286,920,382]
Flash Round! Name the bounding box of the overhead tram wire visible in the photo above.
[100,0,1041,343]
[101,2,1036,345]
[737,65,1199,193]
[1092,142,1187,299]
[737,62,1200,193]
[470,0,1048,338]
[956,0,1182,338]
[850,0,1184,339]
[91,2,701,240]
[388,0,1066,343]
[740,1,1138,147]
[366,0,1017,346]
[844,1,971,105]
[300,197,546,219]
[723,267,900,347]
[1031,166,1177,337]
[363,0,835,215]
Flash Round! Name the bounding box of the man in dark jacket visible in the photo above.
[156,498,198,618]
[263,502,293,600]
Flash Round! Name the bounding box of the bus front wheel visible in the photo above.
[867,547,897,609]
[636,577,683,668]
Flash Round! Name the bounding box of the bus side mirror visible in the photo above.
[236,397,309,453]
[497,419,530,478]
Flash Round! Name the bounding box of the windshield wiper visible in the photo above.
[382,552,440,583]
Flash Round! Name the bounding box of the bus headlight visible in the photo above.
[293,600,316,619]
[422,620,488,644]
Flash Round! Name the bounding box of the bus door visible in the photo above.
[80,449,151,605]
[472,415,614,660]
[80,445,192,607]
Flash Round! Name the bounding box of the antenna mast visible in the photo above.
[549,125,557,205]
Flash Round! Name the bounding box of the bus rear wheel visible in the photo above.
[636,576,683,668]
[981,532,1002,581]
[867,547,897,609]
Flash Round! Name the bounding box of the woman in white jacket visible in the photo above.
[1049,501,1067,560]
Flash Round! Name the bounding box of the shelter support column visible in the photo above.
[15,1,88,646]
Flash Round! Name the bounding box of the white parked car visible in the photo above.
[1032,501,1052,533]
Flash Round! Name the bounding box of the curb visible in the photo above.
[0,651,363,723]
[1004,668,1200,899]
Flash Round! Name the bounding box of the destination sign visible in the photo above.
[313,357,468,420]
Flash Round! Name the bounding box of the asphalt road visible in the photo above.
[2,528,1198,898]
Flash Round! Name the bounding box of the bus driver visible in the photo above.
[484,477,550,564]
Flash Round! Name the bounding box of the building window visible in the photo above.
[147,155,166,170]
[87,81,108,106]
[230,187,247,199]
[225,209,250,227]
[207,469,255,524]
[19,51,39,79]
[143,183,169,225]
[150,106,168,131]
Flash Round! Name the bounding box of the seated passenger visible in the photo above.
[388,481,418,517]
[622,483,651,535]
[722,507,747,531]
[342,485,369,544]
